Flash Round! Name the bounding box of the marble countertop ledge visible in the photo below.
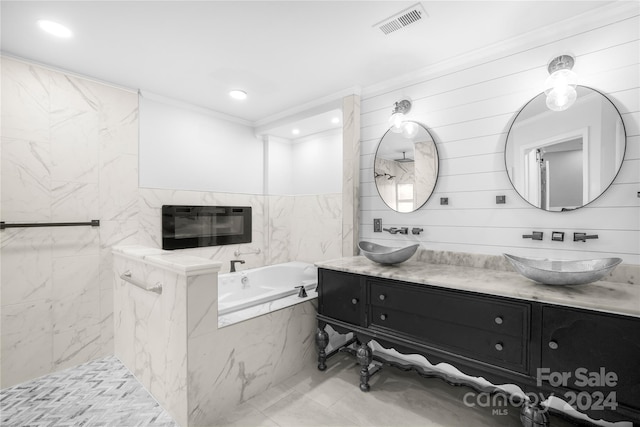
[112,245,222,276]
[316,256,640,318]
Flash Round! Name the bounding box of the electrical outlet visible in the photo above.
[374,218,382,232]
[496,195,506,204]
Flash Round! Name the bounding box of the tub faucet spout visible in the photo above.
[295,285,308,298]
[230,259,245,272]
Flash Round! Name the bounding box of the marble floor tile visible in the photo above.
[0,355,176,427]
[223,352,580,427]
[260,390,358,427]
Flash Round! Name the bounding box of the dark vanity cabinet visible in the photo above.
[315,268,640,425]
[540,307,640,418]
[318,269,365,326]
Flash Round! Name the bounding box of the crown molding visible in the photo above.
[1,52,138,94]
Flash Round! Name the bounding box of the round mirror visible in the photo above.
[374,121,439,212]
[505,86,626,211]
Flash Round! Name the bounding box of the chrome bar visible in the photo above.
[233,247,261,257]
[120,270,162,295]
[0,219,100,230]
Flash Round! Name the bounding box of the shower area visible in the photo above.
[0,57,140,388]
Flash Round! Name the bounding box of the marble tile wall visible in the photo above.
[0,57,139,387]
[113,246,316,426]
[138,188,342,270]
[342,95,361,257]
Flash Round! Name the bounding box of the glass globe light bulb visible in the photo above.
[388,112,405,133]
[402,121,419,138]
[546,86,577,111]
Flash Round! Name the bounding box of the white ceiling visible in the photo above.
[1,1,614,136]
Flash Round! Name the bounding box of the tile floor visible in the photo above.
[0,356,176,427]
[0,353,581,427]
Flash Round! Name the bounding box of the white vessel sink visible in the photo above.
[358,241,419,265]
[504,253,622,286]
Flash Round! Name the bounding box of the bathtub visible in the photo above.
[218,261,317,316]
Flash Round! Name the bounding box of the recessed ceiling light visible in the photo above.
[331,117,340,124]
[292,129,300,135]
[37,20,73,38]
[229,90,247,100]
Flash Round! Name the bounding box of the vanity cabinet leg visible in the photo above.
[356,342,373,392]
[520,401,549,427]
[316,325,329,371]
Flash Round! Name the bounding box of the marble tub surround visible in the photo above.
[1,56,139,388]
[316,255,640,318]
[218,290,318,327]
[113,245,316,426]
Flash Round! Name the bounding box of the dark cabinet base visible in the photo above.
[316,268,640,426]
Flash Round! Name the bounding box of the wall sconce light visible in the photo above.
[545,54,578,111]
[389,99,412,132]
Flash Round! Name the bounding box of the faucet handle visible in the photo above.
[574,233,598,242]
[295,285,308,298]
[523,231,543,241]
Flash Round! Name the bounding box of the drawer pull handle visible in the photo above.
[495,342,504,351]
[379,294,386,301]
[380,314,387,321]
[549,340,559,350]
[494,316,503,325]
[351,298,358,305]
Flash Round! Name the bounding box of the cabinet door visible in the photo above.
[541,306,640,411]
[318,269,365,326]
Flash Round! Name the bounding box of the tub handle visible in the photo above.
[295,285,308,298]
[120,270,162,295]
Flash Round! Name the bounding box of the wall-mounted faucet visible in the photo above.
[574,233,598,242]
[230,259,245,272]
[523,231,544,240]
[383,227,408,235]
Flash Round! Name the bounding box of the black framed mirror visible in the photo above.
[505,86,626,211]
[374,121,439,213]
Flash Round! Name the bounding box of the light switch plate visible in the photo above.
[374,218,382,232]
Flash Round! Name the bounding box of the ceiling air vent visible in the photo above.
[374,3,427,35]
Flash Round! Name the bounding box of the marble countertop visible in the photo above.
[113,245,222,276]
[316,256,640,318]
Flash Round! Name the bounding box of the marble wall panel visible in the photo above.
[187,301,317,426]
[0,58,50,142]
[51,254,100,333]
[0,138,52,222]
[0,299,53,386]
[266,195,293,265]
[0,228,53,305]
[289,194,342,263]
[0,57,139,388]
[342,95,361,257]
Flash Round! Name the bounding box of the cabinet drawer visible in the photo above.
[318,269,365,326]
[370,281,528,337]
[541,306,640,410]
[370,306,527,372]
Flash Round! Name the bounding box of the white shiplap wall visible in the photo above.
[359,5,640,265]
